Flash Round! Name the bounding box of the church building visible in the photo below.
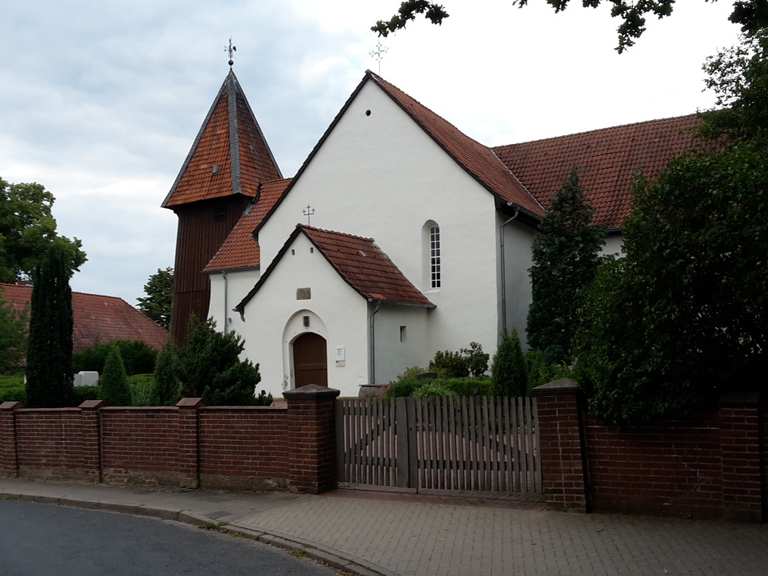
[163,67,705,398]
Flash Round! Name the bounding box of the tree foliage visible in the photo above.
[0,178,86,282]
[374,1,768,53]
[175,317,266,405]
[492,331,529,396]
[25,245,75,407]
[572,29,768,423]
[0,291,27,373]
[703,30,768,143]
[137,267,173,328]
[101,345,132,406]
[527,170,604,364]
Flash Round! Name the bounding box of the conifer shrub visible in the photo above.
[175,317,265,405]
[151,345,180,405]
[491,331,528,396]
[527,170,604,365]
[25,244,75,407]
[100,345,131,406]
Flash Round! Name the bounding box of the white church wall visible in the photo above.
[601,234,624,257]
[373,305,431,384]
[208,268,260,337]
[258,79,500,362]
[497,216,536,350]
[240,233,369,398]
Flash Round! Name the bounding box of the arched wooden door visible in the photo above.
[293,332,328,388]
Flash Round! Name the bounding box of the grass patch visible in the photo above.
[0,373,25,402]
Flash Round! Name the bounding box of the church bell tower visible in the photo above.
[162,60,281,343]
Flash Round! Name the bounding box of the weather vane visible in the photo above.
[302,203,316,226]
[225,38,237,68]
[369,40,388,74]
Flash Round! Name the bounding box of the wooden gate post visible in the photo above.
[533,379,589,512]
[395,398,410,488]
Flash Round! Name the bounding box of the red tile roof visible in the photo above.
[368,71,544,217]
[1,283,168,353]
[493,114,709,230]
[162,70,281,209]
[204,178,292,272]
[236,225,434,312]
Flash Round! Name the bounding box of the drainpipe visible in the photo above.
[368,301,381,384]
[499,205,520,338]
[222,272,228,334]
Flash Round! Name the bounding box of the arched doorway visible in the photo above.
[292,332,328,388]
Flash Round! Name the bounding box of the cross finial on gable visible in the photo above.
[226,37,237,68]
[302,203,316,225]
[369,40,388,74]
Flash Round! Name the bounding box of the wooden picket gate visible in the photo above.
[336,396,541,498]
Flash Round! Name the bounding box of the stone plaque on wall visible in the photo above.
[296,287,311,300]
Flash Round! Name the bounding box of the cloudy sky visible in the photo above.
[1,1,741,304]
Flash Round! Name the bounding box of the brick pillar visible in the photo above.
[719,392,763,522]
[0,401,20,478]
[533,379,588,512]
[284,385,340,494]
[79,400,104,483]
[176,398,202,489]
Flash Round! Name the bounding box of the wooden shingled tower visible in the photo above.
[163,69,281,343]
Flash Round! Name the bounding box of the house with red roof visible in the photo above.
[0,283,167,353]
[164,68,706,398]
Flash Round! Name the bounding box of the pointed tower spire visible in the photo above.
[162,70,281,209]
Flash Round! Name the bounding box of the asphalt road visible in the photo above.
[0,500,337,576]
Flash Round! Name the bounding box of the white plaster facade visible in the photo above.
[238,233,369,397]
[255,81,502,371]
[206,76,619,398]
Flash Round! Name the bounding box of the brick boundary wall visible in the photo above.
[0,386,340,495]
[534,381,765,522]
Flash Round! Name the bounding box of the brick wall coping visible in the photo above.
[283,385,340,400]
[0,401,21,411]
[176,397,203,408]
[720,391,761,407]
[79,400,104,409]
[532,378,580,395]
[16,407,82,414]
[199,405,288,412]
[99,406,178,412]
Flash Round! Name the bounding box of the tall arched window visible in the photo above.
[423,220,441,289]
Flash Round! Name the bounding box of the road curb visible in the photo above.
[0,491,394,576]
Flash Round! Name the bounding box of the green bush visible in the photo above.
[72,385,100,405]
[73,340,157,376]
[385,366,427,398]
[492,331,528,396]
[413,381,454,398]
[128,374,154,406]
[527,350,574,391]
[429,350,469,378]
[440,377,494,397]
[100,346,131,406]
[460,342,489,377]
[151,345,180,405]
[385,367,494,398]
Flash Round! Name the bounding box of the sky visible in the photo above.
[0,0,742,305]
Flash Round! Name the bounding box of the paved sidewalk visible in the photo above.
[1,479,766,576]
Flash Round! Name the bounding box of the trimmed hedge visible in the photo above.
[73,340,157,376]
